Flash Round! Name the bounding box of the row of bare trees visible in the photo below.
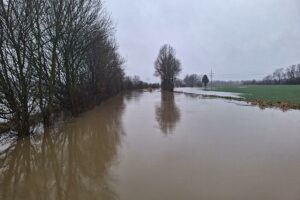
[0,0,124,135]
[123,76,160,90]
[183,74,202,87]
[262,64,300,84]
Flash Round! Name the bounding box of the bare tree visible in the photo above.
[287,65,297,80]
[273,68,284,84]
[260,63,300,85]
[0,0,125,135]
[87,33,125,104]
[0,0,37,135]
[154,44,181,92]
[28,0,67,126]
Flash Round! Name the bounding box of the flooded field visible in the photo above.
[1,90,300,200]
[175,87,242,98]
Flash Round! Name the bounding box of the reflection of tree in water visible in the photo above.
[0,95,126,200]
[124,90,143,103]
[156,92,181,135]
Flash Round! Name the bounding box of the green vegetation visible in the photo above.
[212,85,300,106]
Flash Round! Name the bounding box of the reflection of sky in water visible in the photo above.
[1,91,300,200]
[175,87,242,98]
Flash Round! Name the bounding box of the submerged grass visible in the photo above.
[211,85,300,110]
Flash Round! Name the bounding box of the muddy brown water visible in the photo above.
[1,91,300,200]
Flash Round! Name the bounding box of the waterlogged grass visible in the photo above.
[212,85,300,105]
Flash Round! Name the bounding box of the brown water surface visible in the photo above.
[1,91,300,200]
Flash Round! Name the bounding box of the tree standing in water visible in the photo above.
[202,75,209,88]
[154,44,181,92]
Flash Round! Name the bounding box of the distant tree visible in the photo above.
[286,65,297,81]
[123,77,134,89]
[273,68,284,84]
[248,63,300,85]
[132,76,141,86]
[175,78,184,87]
[123,76,160,90]
[296,64,300,78]
[184,74,202,87]
[154,44,181,92]
[202,75,209,87]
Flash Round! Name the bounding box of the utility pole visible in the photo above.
[210,69,214,89]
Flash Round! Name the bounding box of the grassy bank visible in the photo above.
[212,85,300,109]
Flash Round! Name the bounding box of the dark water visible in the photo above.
[1,91,300,200]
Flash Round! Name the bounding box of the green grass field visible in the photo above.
[212,85,300,105]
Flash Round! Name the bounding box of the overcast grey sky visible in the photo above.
[105,0,300,82]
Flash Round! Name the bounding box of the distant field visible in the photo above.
[212,85,300,105]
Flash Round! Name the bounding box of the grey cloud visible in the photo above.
[105,0,300,81]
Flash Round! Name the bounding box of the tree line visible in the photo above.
[0,0,125,135]
[124,76,160,90]
[261,64,300,84]
[242,64,300,85]
[181,74,209,87]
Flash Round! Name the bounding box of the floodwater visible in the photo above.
[1,90,300,200]
[175,87,242,98]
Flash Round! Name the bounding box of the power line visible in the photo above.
[210,69,214,89]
